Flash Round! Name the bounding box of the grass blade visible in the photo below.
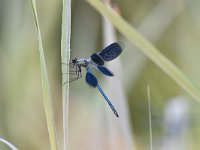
[30,1,58,150]
[0,138,18,150]
[86,0,200,103]
[147,86,153,150]
[61,0,71,150]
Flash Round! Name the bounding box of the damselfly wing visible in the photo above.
[90,53,104,66]
[97,66,113,77]
[90,42,123,66]
[85,71,98,87]
[98,42,123,61]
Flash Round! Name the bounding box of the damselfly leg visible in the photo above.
[62,65,82,84]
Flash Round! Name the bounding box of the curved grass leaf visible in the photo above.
[0,138,18,150]
[30,1,58,150]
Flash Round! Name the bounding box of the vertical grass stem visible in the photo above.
[61,0,71,150]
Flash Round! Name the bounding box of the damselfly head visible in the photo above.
[71,58,77,64]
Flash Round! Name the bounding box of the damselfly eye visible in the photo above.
[72,58,77,64]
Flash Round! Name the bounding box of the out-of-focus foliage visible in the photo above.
[1,0,200,150]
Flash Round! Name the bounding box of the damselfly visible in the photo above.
[66,42,123,117]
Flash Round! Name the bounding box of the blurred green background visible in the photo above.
[1,0,200,149]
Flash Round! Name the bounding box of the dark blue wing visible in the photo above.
[85,72,98,87]
[90,53,104,66]
[97,66,114,76]
[98,42,123,62]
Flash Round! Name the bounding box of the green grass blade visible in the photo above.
[86,0,200,103]
[147,86,153,150]
[0,138,18,150]
[30,1,58,150]
[61,0,71,149]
